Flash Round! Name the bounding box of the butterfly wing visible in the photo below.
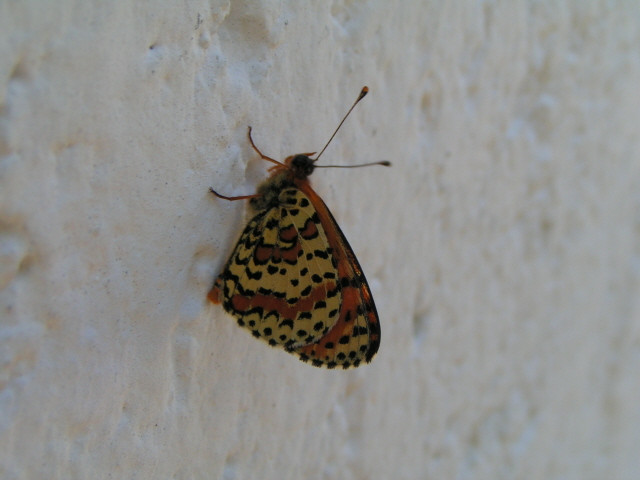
[209,186,343,353]
[209,184,380,369]
[291,181,381,368]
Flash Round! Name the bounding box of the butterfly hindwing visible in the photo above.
[210,184,380,368]
[210,187,343,352]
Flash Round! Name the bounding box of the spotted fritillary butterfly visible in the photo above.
[208,87,388,369]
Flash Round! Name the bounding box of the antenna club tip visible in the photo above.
[359,86,369,98]
[380,161,391,166]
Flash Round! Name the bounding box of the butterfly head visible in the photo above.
[268,87,389,185]
[286,154,316,179]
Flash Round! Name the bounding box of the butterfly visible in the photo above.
[208,87,389,369]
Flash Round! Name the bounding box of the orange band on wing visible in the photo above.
[229,281,337,321]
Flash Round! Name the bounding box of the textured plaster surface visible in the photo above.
[1,1,639,479]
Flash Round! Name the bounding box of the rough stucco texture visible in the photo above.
[1,1,639,479]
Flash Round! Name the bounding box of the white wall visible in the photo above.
[1,1,639,479]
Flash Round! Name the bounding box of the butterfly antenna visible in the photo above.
[313,86,391,169]
[315,160,391,168]
[313,86,369,163]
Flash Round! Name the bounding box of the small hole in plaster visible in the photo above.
[9,57,31,82]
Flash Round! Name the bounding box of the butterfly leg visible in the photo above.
[247,126,284,166]
[209,187,260,201]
